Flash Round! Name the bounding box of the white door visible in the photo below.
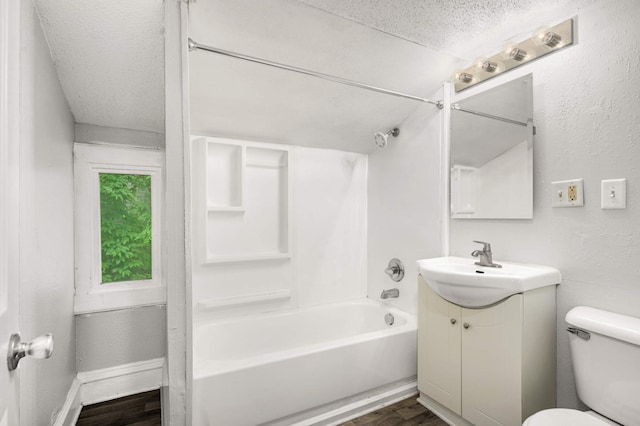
[461,294,523,426]
[0,0,21,424]
[418,279,462,415]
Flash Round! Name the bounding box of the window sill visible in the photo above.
[74,285,166,315]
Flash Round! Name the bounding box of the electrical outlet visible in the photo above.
[552,179,584,207]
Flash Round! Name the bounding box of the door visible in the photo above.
[418,278,462,415]
[461,294,523,426]
[0,0,20,423]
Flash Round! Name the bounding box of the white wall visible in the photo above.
[19,2,76,424]
[188,0,461,154]
[293,147,367,307]
[449,0,640,409]
[75,306,166,371]
[367,88,446,315]
[475,140,532,218]
[75,123,165,148]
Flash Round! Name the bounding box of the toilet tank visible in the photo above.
[566,306,640,426]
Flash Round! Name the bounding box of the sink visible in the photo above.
[417,256,561,308]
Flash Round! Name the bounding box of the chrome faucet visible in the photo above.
[380,288,400,299]
[471,240,502,268]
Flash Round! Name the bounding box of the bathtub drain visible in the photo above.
[385,313,395,326]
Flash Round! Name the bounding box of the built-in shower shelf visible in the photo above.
[245,160,288,168]
[204,252,291,264]
[206,205,246,213]
[196,289,292,311]
[192,136,291,265]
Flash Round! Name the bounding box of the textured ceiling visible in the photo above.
[298,0,596,59]
[34,0,164,133]
[33,0,596,142]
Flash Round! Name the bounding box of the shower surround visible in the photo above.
[190,137,368,316]
[190,137,420,422]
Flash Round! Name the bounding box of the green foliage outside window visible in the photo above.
[99,173,152,283]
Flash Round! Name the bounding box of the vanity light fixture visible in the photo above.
[453,18,574,92]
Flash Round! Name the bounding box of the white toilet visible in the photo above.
[523,306,640,426]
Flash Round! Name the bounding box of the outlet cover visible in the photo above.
[552,179,584,207]
[601,179,626,209]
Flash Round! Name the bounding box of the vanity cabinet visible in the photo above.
[417,276,556,426]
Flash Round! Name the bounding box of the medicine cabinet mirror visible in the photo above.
[450,74,533,219]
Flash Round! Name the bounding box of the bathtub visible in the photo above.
[193,298,417,425]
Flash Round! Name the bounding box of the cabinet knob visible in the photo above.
[450,318,457,325]
[463,323,470,329]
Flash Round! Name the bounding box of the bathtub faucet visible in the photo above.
[380,288,399,299]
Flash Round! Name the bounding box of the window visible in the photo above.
[100,173,152,283]
[74,143,165,313]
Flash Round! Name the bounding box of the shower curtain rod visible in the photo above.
[451,104,529,127]
[188,39,443,109]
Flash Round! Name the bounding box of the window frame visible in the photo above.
[74,143,165,314]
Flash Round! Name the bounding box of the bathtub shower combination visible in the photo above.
[189,134,420,424]
[187,29,437,423]
[193,300,416,425]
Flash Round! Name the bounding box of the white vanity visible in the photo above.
[416,256,561,426]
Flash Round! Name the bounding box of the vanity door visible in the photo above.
[461,294,523,426]
[418,278,462,415]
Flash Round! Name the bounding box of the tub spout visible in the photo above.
[380,288,399,299]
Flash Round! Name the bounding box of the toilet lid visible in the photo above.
[524,409,610,426]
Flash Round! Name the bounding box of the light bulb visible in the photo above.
[457,72,474,83]
[541,31,562,47]
[474,57,500,73]
[481,60,498,72]
[509,47,527,61]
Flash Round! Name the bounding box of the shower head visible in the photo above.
[374,132,388,148]
[374,127,400,148]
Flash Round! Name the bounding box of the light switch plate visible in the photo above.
[601,179,626,209]
[552,179,584,207]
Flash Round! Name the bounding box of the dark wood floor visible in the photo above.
[76,389,161,426]
[340,395,448,426]
[74,390,441,426]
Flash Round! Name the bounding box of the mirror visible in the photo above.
[450,74,533,219]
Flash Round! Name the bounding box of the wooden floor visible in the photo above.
[340,396,447,426]
[74,391,441,426]
[76,389,161,426]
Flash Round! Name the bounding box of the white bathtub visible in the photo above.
[193,298,417,425]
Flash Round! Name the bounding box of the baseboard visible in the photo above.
[292,381,418,426]
[53,358,165,426]
[52,378,83,426]
[416,392,473,426]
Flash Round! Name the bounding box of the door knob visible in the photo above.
[463,323,470,329]
[7,333,54,371]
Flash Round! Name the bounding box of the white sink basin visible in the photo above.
[417,256,561,307]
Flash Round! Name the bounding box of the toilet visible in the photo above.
[523,306,640,426]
